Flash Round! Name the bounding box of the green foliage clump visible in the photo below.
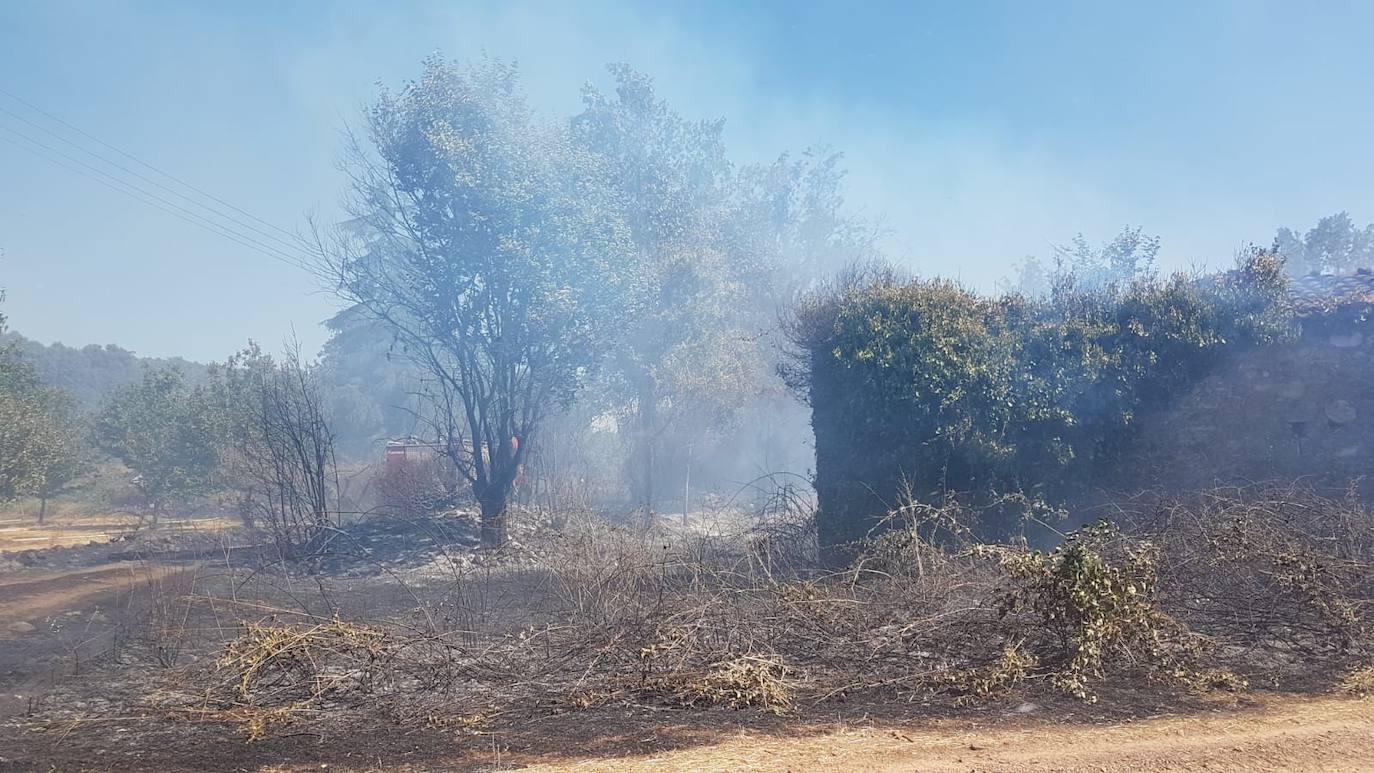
[94,367,222,519]
[792,250,1294,550]
[0,347,66,502]
[991,521,1183,700]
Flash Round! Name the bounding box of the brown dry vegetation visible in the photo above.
[0,485,1371,770]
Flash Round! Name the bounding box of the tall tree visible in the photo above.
[0,285,85,509]
[725,149,881,483]
[571,69,878,519]
[572,65,758,520]
[729,148,879,304]
[94,367,220,524]
[320,56,633,547]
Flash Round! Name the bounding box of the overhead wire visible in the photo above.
[0,85,299,241]
[0,130,306,269]
[0,103,305,255]
[0,86,319,269]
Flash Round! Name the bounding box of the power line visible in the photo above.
[0,103,305,254]
[0,122,309,267]
[0,131,301,268]
[0,131,306,269]
[0,85,299,241]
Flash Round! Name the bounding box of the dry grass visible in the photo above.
[662,655,795,714]
[139,484,1371,741]
[0,511,239,554]
[1336,661,1374,696]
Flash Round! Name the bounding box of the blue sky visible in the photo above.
[2,0,1373,361]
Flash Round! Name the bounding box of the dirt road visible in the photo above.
[0,561,190,726]
[0,563,161,632]
[519,695,1373,772]
[0,515,135,553]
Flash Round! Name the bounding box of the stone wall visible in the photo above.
[1120,308,1374,498]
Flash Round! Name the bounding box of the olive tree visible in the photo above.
[0,284,89,512]
[320,56,633,547]
[571,67,875,522]
[94,367,219,525]
[33,389,93,523]
[572,65,758,521]
[0,345,63,504]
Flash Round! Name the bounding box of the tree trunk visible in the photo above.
[639,379,658,531]
[682,449,690,530]
[479,494,508,549]
[38,496,47,525]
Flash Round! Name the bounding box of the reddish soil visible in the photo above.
[514,695,1374,772]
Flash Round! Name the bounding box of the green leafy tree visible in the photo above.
[94,367,220,524]
[321,56,634,547]
[0,283,87,510]
[571,69,880,519]
[0,346,62,504]
[33,388,94,523]
[730,148,880,303]
[1274,212,1374,275]
[572,65,764,520]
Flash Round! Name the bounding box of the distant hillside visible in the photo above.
[0,332,208,409]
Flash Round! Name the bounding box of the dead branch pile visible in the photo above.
[1127,485,1374,684]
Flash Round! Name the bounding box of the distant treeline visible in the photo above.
[0,332,208,409]
[0,326,416,463]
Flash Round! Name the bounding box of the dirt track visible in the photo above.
[0,563,166,632]
[519,695,1374,772]
[0,560,190,729]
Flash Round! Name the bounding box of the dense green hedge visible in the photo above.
[790,252,1293,557]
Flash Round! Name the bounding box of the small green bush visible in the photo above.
[990,521,1183,700]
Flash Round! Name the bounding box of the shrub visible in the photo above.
[988,520,1196,700]
[375,454,464,517]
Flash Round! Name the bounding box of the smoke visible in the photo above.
[282,3,1138,291]
[269,1,1374,293]
[7,3,1374,357]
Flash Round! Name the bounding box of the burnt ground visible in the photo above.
[0,515,1370,772]
[313,511,480,576]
